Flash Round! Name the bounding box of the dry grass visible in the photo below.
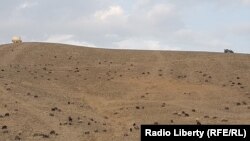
[0,42,249,141]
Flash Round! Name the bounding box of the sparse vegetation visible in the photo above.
[0,43,249,141]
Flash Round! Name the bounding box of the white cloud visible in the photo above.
[173,29,196,40]
[136,0,151,6]
[147,4,176,19]
[45,34,73,42]
[113,38,180,50]
[17,1,38,9]
[94,5,125,21]
[172,29,232,51]
[206,39,232,49]
[0,0,249,53]
[241,0,250,4]
[44,34,96,47]
[216,0,250,6]
[228,23,250,36]
[105,33,120,39]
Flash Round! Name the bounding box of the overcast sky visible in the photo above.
[0,0,250,53]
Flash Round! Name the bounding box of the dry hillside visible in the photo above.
[0,42,249,141]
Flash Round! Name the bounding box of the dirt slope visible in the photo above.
[0,42,249,141]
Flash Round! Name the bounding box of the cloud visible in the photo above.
[44,34,96,47]
[17,1,38,9]
[206,39,232,48]
[113,38,180,50]
[94,5,125,21]
[216,0,250,6]
[171,28,233,51]
[0,0,249,53]
[240,0,250,4]
[229,23,250,36]
[147,3,176,19]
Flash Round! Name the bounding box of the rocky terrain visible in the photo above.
[0,42,249,141]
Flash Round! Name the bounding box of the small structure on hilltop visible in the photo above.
[12,36,22,44]
[224,49,234,53]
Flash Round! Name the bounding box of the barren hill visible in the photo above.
[0,42,249,141]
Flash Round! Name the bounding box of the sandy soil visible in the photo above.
[0,42,249,141]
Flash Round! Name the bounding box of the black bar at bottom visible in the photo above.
[141,125,250,141]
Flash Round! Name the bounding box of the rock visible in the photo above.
[196,118,201,125]
[34,133,49,138]
[50,130,56,135]
[154,122,158,125]
[42,134,49,138]
[221,119,228,122]
[68,116,73,122]
[161,103,166,107]
[204,115,209,118]
[51,107,57,111]
[124,133,128,136]
[15,135,21,140]
[2,125,7,130]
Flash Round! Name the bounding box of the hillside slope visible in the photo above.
[0,42,249,141]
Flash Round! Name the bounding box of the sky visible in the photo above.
[0,0,250,53]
